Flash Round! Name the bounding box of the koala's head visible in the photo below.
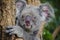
[16,0,55,32]
[18,6,41,32]
[39,3,55,22]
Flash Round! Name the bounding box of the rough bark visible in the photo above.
[0,0,15,40]
[26,0,41,6]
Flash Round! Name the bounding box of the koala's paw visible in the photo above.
[5,26,23,37]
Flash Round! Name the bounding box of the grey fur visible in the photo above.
[6,1,55,40]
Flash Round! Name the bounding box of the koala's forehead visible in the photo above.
[21,6,39,16]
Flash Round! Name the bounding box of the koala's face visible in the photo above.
[16,1,55,32]
[19,6,41,31]
[39,4,55,22]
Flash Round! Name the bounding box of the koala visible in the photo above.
[39,3,55,22]
[5,0,55,40]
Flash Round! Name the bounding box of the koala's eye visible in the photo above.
[32,17,36,21]
[21,15,24,21]
[34,17,36,19]
[22,15,24,18]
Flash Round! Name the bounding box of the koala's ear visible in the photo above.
[15,0,26,17]
[16,0,26,11]
[38,2,55,22]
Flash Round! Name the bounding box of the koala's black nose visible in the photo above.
[25,15,31,21]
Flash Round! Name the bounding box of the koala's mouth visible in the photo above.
[25,20,32,29]
[25,21,30,26]
[24,21,32,32]
[25,15,31,26]
[25,15,32,29]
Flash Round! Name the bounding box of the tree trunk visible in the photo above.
[52,26,60,40]
[26,0,41,6]
[0,0,15,40]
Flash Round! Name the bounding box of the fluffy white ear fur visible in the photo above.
[16,0,26,17]
[38,2,55,22]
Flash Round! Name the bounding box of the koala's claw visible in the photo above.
[5,26,24,37]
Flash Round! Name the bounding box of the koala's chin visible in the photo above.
[24,26,32,32]
[25,28,31,32]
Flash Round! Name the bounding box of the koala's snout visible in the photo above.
[23,15,32,29]
[25,15,31,26]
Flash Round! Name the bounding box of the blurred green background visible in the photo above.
[40,0,60,40]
